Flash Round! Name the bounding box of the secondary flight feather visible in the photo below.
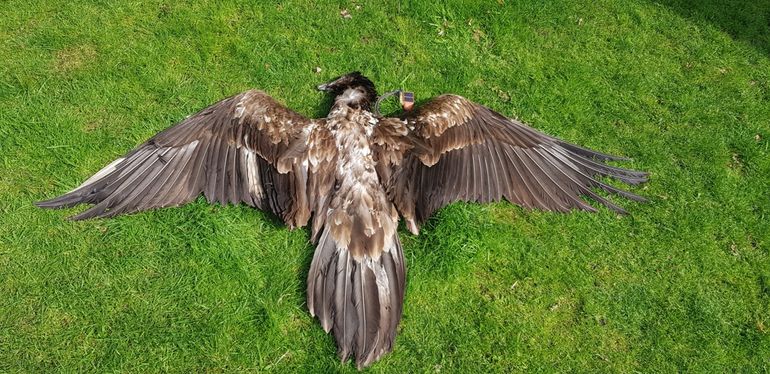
[37,72,648,368]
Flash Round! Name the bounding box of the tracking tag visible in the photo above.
[400,91,414,111]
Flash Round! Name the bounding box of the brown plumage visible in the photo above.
[37,71,648,369]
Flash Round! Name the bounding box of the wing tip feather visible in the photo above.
[35,198,63,209]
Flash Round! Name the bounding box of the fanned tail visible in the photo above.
[307,225,406,369]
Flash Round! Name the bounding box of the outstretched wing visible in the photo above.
[37,90,316,227]
[381,94,648,233]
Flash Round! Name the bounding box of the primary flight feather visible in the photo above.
[37,71,648,368]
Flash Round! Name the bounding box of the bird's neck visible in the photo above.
[332,86,377,111]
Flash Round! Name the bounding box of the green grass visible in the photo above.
[2,0,769,372]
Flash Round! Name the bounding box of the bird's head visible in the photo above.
[317,71,377,110]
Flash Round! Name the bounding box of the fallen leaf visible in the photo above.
[491,86,510,102]
[472,29,483,42]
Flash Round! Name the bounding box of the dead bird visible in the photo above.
[37,71,648,369]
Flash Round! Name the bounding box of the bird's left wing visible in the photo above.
[378,94,648,234]
[37,90,318,227]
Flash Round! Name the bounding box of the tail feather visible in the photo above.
[307,225,406,369]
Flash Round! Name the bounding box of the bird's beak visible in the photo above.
[316,83,330,92]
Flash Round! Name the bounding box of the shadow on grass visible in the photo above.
[652,0,770,56]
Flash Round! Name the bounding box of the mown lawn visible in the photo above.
[1,0,769,372]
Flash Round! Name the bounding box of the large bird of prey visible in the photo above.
[37,72,648,368]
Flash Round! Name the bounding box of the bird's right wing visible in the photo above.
[376,95,648,233]
[37,90,319,227]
